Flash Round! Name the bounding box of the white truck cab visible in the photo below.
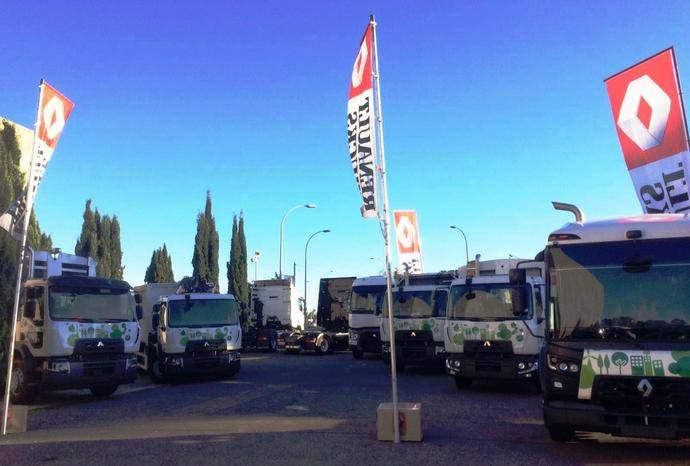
[348,275,386,358]
[380,272,454,371]
[542,206,690,442]
[135,284,242,382]
[444,258,545,389]
[11,250,140,402]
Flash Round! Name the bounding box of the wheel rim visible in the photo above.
[10,367,22,395]
[321,340,329,351]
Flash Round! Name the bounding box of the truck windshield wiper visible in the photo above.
[70,316,94,323]
[631,322,690,341]
[599,326,643,347]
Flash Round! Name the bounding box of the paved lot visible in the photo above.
[2,352,690,465]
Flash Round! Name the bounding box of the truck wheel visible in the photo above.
[547,425,575,442]
[90,385,119,397]
[317,338,330,355]
[455,376,472,389]
[353,348,364,359]
[149,351,165,383]
[10,357,36,404]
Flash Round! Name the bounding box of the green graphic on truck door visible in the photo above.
[578,349,690,399]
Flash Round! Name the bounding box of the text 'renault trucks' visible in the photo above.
[284,277,355,354]
[444,258,545,389]
[10,250,141,402]
[348,275,386,358]
[542,206,690,442]
[134,283,242,382]
[380,272,454,371]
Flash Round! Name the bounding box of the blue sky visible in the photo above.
[1,1,689,308]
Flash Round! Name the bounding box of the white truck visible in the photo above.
[134,283,242,382]
[380,272,454,371]
[542,205,690,441]
[444,258,545,389]
[10,250,141,402]
[348,275,386,359]
[251,279,304,330]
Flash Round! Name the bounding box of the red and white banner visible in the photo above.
[347,22,378,219]
[394,210,423,274]
[0,81,74,239]
[605,48,690,213]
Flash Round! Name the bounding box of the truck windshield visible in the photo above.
[549,238,690,341]
[350,285,385,314]
[382,290,434,318]
[449,283,531,320]
[168,299,239,327]
[49,287,135,322]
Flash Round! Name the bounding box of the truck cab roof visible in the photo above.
[162,293,236,302]
[26,275,132,290]
[548,213,690,245]
[352,275,387,288]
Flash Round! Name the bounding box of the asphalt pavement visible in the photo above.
[2,352,690,465]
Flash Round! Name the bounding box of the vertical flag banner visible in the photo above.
[347,23,378,219]
[393,210,424,274]
[0,81,74,238]
[605,48,690,213]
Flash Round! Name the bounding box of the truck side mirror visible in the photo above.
[24,300,36,319]
[152,313,160,330]
[135,293,142,304]
[136,304,143,320]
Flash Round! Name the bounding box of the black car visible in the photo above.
[284,328,334,354]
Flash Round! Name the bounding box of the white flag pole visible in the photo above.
[2,80,44,436]
[370,14,400,444]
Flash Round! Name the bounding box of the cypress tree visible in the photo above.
[96,215,113,278]
[110,216,123,279]
[237,213,249,305]
[227,215,239,294]
[192,191,219,290]
[75,199,98,260]
[145,244,174,283]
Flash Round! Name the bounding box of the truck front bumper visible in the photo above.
[445,352,539,380]
[349,328,382,353]
[163,350,241,376]
[382,341,445,366]
[41,355,138,389]
[544,399,690,440]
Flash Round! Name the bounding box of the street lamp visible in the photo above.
[279,204,316,278]
[304,229,330,325]
[250,251,260,282]
[449,225,469,266]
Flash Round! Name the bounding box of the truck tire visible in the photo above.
[9,357,36,404]
[547,425,575,442]
[90,385,119,397]
[316,337,330,355]
[149,351,166,383]
[455,376,472,389]
[353,348,364,359]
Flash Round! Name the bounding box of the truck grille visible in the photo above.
[83,361,117,377]
[593,377,690,415]
[74,338,124,354]
[185,339,225,352]
[463,340,514,360]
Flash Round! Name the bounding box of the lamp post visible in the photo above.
[279,204,316,278]
[449,225,469,266]
[304,229,330,326]
[250,251,260,282]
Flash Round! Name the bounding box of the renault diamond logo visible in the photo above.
[637,378,653,398]
[97,341,104,348]
[204,341,210,348]
[410,332,416,337]
[483,341,492,348]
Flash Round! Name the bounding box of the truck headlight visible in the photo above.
[350,332,359,342]
[228,352,240,362]
[167,356,184,367]
[547,354,579,373]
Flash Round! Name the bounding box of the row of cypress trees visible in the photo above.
[0,120,52,353]
[143,191,250,309]
[74,199,123,279]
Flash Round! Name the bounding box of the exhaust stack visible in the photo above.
[552,202,585,223]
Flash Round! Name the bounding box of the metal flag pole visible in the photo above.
[2,80,44,435]
[370,14,400,444]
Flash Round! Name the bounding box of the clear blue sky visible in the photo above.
[1,1,689,309]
